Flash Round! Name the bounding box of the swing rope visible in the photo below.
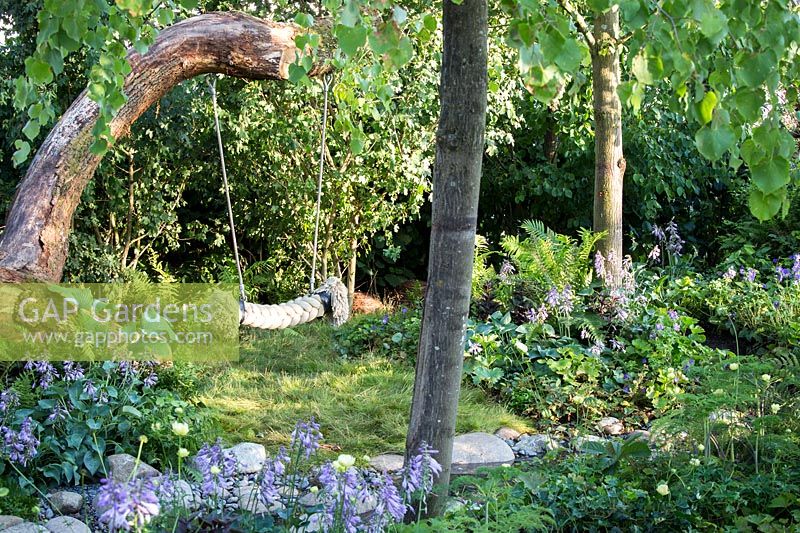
[208,77,246,303]
[207,74,349,329]
[310,73,333,292]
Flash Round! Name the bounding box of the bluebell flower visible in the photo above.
[381,315,389,325]
[2,417,39,466]
[24,361,58,389]
[142,373,158,388]
[291,418,322,459]
[62,361,84,381]
[0,390,19,414]
[194,439,237,498]
[96,478,160,532]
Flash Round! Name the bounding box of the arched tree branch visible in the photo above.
[0,12,324,282]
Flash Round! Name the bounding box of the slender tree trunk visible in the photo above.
[405,0,488,517]
[591,6,625,284]
[0,12,321,282]
[347,233,357,308]
[543,100,560,164]
[120,149,137,269]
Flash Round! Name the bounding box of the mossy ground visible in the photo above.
[197,321,530,458]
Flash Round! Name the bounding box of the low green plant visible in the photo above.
[1,361,211,490]
[333,307,422,361]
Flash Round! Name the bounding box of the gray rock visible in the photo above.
[155,477,198,512]
[225,443,267,474]
[44,517,90,533]
[107,453,160,483]
[233,483,286,514]
[628,430,651,442]
[573,434,606,451]
[369,454,404,473]
[512,434,561,456]
[494,427,521,441]
[597,417,624,436]
[0,517,24,531]
[235,483,270,514]
[2,523,48,533]
[451,432,514,474]
[354,492,377,515]
[47,491,83,515]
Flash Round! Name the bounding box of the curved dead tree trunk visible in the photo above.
[0,12,309,282]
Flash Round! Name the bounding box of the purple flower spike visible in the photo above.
[291,418,323,459]
[2,417,39,466]
[96,478,160,532]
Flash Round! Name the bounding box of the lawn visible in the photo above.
[196,321,530,457]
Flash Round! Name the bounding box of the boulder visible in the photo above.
[597,417,624,436]
[368,454,404,473]
[107,453,160,483]
[2,523,48,533]
[451,432,514,475]
[512,434,561,457]
[225,443,267,474]
[44,517,91,533]
[47,491,83,515]
[494,427,521,441]
[0,517,24,531]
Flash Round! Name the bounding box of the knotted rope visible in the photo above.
[239,276,349,329]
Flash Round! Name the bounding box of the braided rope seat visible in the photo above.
[239,276,350,329]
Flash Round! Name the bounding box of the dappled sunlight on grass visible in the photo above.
[197,321,531,456]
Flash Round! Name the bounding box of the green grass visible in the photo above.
[196,321,531,457]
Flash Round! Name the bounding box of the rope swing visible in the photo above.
[207,75,349,329]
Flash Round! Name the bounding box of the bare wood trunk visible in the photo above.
[591,6,625,284]
[120,150,137,269]
[405,0,488,517]
[543,100,560,164]
[347,234,357,308]
[0,12,314,282]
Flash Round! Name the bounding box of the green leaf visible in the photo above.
[83,452,101,475]
[732,88,764,123]
[22,119,40,141]
[693,1,728,45]
[25,57,53,85]
[288,62,308,83]
[696,90,717,125]
[294,13,314,28]
[587,0,611,12]
[179,0,198,9]
[741,139,766,167]
[387,36,414,69]
[695,122,735,161]
[749,188,784,221]
[423,14,437,32]
[12,140,31,167]
[122,405,143,418]
[335,24,367,57]
[554,38,583,73]
[350,128,366,154]
[735,50,776,88]
[751,156,790,195]
[341,0,360,27]
[631,51,663,85]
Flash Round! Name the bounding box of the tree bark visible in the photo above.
[0,12,315,282]
[405,0,488,517]
[591,6,625,284]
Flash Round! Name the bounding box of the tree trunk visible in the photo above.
[0,12,316,282]
[405,0,488,517]
[591,6,625,284]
